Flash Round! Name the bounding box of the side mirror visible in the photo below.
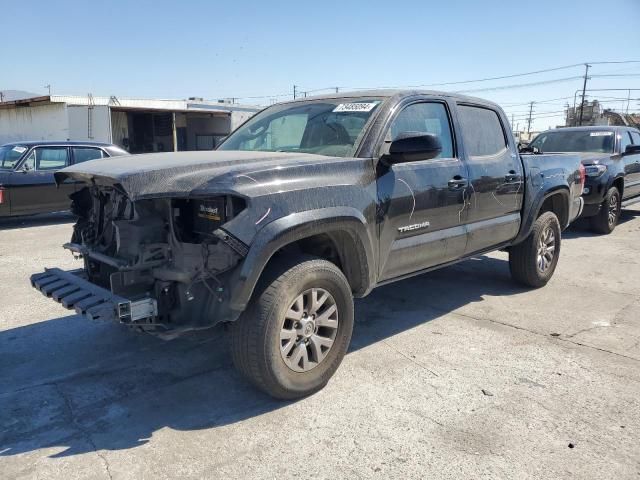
[624,144,640,155]
[19,164,31,173]
[519,145,541,154]
[384,132,442,165]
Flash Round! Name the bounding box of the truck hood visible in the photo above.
[55,150,342,201]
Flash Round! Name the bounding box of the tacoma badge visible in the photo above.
[398,221,430,233]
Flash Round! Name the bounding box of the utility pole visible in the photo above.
[335,87,339,94]
[527,101,534,134]
[44,84,51,96]
[578,63,591,126]
[293,85,298,100]
[626,89,631,114]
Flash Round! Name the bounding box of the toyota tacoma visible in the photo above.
[529,126,640,233]
[31,90,584,398]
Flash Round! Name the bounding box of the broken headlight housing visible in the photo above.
[172,196,246,243]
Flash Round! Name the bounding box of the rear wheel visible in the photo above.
[509,211,561,288]
[231,256,354,399]
[590,186,620,234]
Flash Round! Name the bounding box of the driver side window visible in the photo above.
[388,102,454,159]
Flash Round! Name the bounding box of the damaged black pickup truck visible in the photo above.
[32,90,584,399]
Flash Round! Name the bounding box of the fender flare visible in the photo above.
[607,172,625,195]
[513,186,570,245]
[227,207,376,314]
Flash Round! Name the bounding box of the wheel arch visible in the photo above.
[513,186,571,245]
[537,188,570,228]
[227,207,376,315]
[610,174,624,198]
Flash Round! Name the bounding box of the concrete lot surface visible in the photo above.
[1,208,639,479]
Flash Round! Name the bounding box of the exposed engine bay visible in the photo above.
[61,185,248,332]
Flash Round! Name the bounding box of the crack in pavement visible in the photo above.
[436,307,640,363]
[54,383,113,480]
[380,339,440,378]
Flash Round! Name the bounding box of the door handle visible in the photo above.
[448,176,468,190]
[505,170,519,182]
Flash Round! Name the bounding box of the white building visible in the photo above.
[0,94,260,153]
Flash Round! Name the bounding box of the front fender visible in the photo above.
[227,207,376,315]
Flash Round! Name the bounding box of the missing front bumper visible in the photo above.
[30,268,157,323]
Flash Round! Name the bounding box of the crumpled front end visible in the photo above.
[31,184,249,333]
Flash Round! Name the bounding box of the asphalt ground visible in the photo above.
[1,207,639,479]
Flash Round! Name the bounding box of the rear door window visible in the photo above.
[34,147,69,170]
[72,147,104,163]
[629,131,640,145]
[457,105,508,157]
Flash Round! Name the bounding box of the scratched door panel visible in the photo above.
[377,158,468,281]
[456,105,524,255]
[375,101,469,281]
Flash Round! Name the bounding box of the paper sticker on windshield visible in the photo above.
[589,131,613,136]
[333,102,378,113]
[12,146,27,153]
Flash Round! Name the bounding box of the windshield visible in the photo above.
[0,145,28,169]
[218,98,383,157]
[530,130,615,154]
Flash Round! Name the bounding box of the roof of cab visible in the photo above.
[541,126,640,133]
[280,89,501,109]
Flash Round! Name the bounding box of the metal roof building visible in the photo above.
[0,94,260,153]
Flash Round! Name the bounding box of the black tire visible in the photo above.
[230,256,354,400]
[590,186,621,234]
[509,211,561,288]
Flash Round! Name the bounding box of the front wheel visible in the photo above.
[509,211,561,288]
[230,256,354,399]
[590,186,620,234]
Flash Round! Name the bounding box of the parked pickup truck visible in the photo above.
[31,91,584,399]
[529,126,640,233]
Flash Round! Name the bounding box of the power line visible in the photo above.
[591,73,640,78]
[500,96,575,107]
[311,61,640,93]
[456,75,584,94]
[221,60,640,102]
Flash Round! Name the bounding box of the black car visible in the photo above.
[31,91,584,399]
[0,141,128,217]
[529,126,640,233]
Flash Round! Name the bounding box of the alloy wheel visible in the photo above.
[280,288,339,373]
[608,193,619,227]
[536,226,556,273]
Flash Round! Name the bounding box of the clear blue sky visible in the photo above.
[3,0,640,130]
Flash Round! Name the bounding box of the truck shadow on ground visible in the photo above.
[0,212,75,231]
[0,254,525,459]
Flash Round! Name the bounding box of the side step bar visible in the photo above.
[30,268,156,323]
